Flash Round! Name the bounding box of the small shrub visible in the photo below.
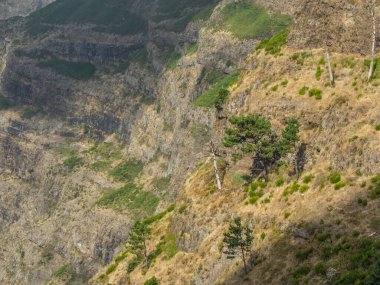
[329,172,341,184]
[109,160,144,182]
[281,79,288,87]
[63,155,83,170]
[335,180,346,190]
[375,124,380,131]
[295,247,314,261]
[214,89,229,110]
[358,198,368,206]
[256,29,290,55]
[127,255,143,273]
[144,277,159,285]
[260,232,266,240]
[283,182,300,196]
[275,177,285,187]
[317,232,331,242]
[315,66,322,80]
[292,266,311,278]
[314,262,327,275]
[106,263,117,275]
[368,174,380,199]
[321,246,333,260]
[284,212,291,219]
[298,86,308,95]
[303,175,313,184]
[299,184,309,193]
[308,88,322,100]
[271,84,279,91]
[289,52,312,65]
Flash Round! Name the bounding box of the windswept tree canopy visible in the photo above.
[224,114,300,176]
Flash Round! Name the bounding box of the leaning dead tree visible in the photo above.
[210,141,222,190]
[325,51,335,86]
[368,0,377,81]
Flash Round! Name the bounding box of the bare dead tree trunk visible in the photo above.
[369,0,377,81]
[210,141,222,190]
[325,51,334,86]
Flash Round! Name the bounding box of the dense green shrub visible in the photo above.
[127,254,143,273]
[303,175,313,184]
[298,86,309,95]
[309,88,322,100]
[369,175,380,199]
[335,181,346,190]
[275,177,285,187]
[214,89,229,111]
[292,266,311,278]
[144,277,159,285]
[106,263,117,275]
[316,66,322,81]
[329,172,342,184]
[314,262,327,275]
[295,247,314,261]
[96,183,159,216]
[289,52,312,65]
[256,29,289,55]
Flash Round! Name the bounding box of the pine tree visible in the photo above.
[223,217,253,274]
[127,221,151,267]
[224,114,300,179]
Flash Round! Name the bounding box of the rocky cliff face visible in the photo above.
[0,0,379,285]
[0,0,55,19]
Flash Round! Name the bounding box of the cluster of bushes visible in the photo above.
[282,181,309,197]
[329,171,346,190]
[96,183,159,217]
[289,51,312,65]
[288,233,380,284]
[244,179,267,204]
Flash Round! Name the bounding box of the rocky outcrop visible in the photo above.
[288,0,375,55]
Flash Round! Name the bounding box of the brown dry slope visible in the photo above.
[91,43,380,284]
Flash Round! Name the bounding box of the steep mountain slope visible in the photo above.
[0,0,379,285]
[0,0,55,20]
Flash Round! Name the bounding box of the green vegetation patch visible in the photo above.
[143,204,175,226]
[63,155,83,170]
[217,1,292,40]
[152,176,171,192]
[194,70,240,107]
[37,57,96,80]
[51,263,88,284]
[27,0,147,36]
[149,233,179,265]
[308,88,322,100]
[364,58,380,80]
[144,277,159,285]
[109,160,144,182]
[256,29,289,55]
[96,183,159,216]
[289,52,312,65]
[369,175,380,200]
